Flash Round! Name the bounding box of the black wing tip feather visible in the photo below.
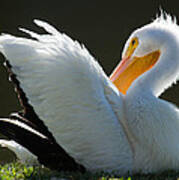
[2,60,86,172]
[0,119,85,172]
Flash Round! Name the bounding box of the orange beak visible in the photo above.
[110,50,160,95]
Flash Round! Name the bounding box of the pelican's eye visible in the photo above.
[132,39,136,45]
[125,37,139,58]
[130,37,138,47]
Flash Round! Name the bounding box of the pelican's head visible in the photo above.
[110,13,179,95]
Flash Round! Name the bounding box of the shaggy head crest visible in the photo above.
[153,10,177,27]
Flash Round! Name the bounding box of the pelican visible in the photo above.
[0,13,178,174]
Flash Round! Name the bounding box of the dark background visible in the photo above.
[0,0,178,162]
[0,0,178,115]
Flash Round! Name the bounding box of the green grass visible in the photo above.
[0,162,179,180]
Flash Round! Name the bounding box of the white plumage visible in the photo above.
[0,13,178,174]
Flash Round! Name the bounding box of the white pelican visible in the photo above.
[0,13,178,174]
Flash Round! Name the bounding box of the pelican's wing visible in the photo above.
[0,20,132,172]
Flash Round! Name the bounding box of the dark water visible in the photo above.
[0,1,178,162]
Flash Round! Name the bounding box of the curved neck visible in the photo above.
[128,38,179,97]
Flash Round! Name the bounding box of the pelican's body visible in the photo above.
[0,14,178,174]
[125,88,179,173]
